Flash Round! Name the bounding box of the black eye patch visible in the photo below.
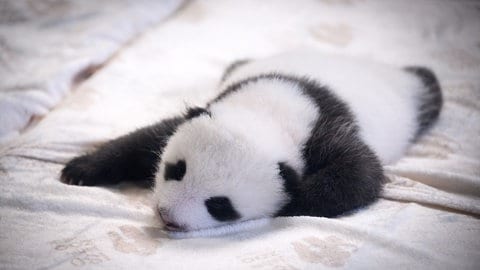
[164,160,186,181]
[205,196,241,222]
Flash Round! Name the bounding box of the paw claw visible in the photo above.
[60,154,96,186]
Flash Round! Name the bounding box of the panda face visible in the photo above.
[153,116,289,232]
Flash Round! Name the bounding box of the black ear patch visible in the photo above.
[164,160,186,181]
[185,107,210,120]
[205,196,241,222]
[278,162,299,195]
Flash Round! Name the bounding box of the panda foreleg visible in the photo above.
[278,140,384,217]
[60,116,185,187]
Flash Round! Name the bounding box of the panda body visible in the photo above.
[154,50,441,232]
[61,50,442,233]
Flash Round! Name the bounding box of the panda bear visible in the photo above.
[61,50,442,233]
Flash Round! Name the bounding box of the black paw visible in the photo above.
[60,155,102,186]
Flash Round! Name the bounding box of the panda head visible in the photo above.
[153,111,294,232]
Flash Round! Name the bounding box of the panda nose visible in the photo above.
[158,207,184,232]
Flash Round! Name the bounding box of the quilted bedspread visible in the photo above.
[1,0,479,269]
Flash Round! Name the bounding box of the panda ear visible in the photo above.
[278,162,299,194]
[164,160,186,181]
[185,106,211,120]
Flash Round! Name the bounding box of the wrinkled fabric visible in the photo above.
[1,0,479,269]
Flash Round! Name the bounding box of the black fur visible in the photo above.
[295,75,384,217]
[61,116,185,186]
[404,66,443,138]
[164,160,186,181]
[214,73,384,217]
[204,196,241,222]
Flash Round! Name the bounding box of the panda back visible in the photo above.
[221,50,426,164]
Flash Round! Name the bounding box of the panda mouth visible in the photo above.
[163,222,188,232]
[162,222,224,233]
[165,218,271,238]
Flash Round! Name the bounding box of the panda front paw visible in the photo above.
[60,154,102,186]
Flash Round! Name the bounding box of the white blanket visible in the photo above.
[0,0,185,140]
[1,0,479,269]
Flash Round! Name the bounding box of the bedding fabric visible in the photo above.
[0,0,185,140]
[1,0,480,269]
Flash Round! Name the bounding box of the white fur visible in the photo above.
[154,79,318,231]
[154,50,423,232]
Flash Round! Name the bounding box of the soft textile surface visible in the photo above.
[0,0,185,139]
[1,0,480,269]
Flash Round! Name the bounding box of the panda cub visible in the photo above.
[61,50,442,233]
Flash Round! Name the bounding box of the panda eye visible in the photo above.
[164,160,186,181]
[205,196,241,222]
